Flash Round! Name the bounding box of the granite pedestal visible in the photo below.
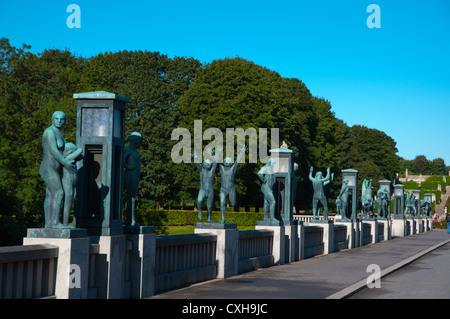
[23,228,90,299]
[195,222,238,278]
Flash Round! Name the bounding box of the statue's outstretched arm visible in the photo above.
[233,145,247,172]
[191,151,202,172]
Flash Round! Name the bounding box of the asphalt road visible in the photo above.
[350,240,450,299]
[151,229,450,300]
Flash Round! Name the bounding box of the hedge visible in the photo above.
[135,209,265,227]
[402,180,419,189]
[420,181,446,191]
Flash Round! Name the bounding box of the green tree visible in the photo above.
[0,38,84,244]
[429,158,446,175]
[413,155,430,175]
[335,123,400,189]
[80,50,202,209]
[176,57,326,210]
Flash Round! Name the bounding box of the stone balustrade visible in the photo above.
[0,215,434,299]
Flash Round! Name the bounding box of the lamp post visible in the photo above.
[268,147,296,225]
[393,184,405,219]
[73,91,128,236]
[341,169,358,221]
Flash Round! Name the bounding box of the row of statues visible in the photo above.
[192,145,246,223]
[335,177,432,220]
[40,111,142,229]
[39,111,432,229]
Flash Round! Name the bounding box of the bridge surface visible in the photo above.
[150,229,450,299]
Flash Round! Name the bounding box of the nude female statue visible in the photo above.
[40,111,76,228]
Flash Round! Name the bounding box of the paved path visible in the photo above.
[350,238,450,298]
[151,230,450,299]
[435,186,449,217]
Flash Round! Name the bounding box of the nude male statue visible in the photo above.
[123,132,142,226]
[192,146,222,222]
[258,159,277,222]
[219,145,246,223]
[309,166,333,220]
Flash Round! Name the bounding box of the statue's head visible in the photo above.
[128,132,142,146]
[343,179,349,184]
[51,111,66,129]
[63,142,77,156]
[224,157,233,167]
[316,171,323,178]
[203,159,212,169]
[294,163,299,171]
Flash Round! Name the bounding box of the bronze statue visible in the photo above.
[309,166,333,220]
[40,111,77,228]
[62,142,83,227]
[337,179,349,219]
[376,187,390,218]
[192,146,221,222]
[361,179,375,218]
[258,159,277,222]
[219,145,246,223]
[123,132,142,226]
[405,193,417,217]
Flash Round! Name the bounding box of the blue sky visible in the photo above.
[1,0,449,167]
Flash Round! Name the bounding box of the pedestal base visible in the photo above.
[392,218,406,237]
[196,222,237,229]
[195,223,238,278]
[310,219,333,224]
[27,227,87,239]
[256,219,284,226]
[23,235,90,299]
[308,220,334,254]
[255,224,285,265]
[334,220,358,249]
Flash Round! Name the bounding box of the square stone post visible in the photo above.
[391,219,407,237]
[91,234,126,299]
[377,218,391,241]
[297,221,305,260]
[255,224,285,265]
[363,219,378,244]
[417,217,423,233]
[23,230,90,299]
[407,217,416,235]
[334,220,356,249]
[124,226,156,298]
[195,223,239,278]
[309,220,334,254]
[284,221,299,263]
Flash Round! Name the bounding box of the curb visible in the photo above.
[325,237,450,299]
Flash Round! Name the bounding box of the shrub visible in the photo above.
[402,180,419,189]
[433,218,447,229]
[421,181,445,192]
[135,209,264,227]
